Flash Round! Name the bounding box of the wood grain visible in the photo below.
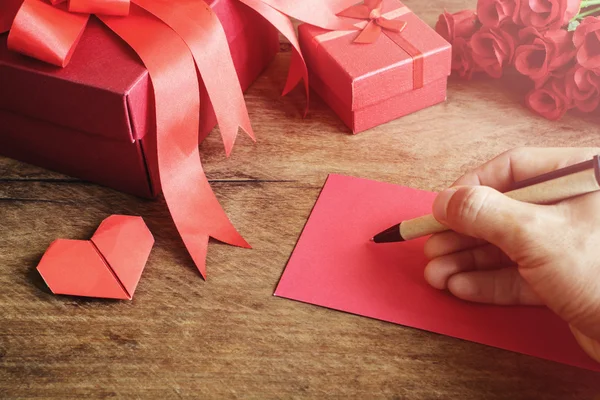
[1,1,600,398]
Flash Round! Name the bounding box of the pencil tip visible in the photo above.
[372,223,403,243]
[369,237,374,242]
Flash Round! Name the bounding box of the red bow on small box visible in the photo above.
[337,0,406,43]
[335,0,425,89]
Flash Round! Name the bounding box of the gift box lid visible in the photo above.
[298,0,451,112]
[0,0,258,144]
[0,18,149,144]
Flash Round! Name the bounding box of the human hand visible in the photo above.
[424,147,600,362]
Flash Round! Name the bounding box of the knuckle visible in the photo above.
[423,237,437,259]
[507,146,538,163]
[448,186,491,225]
[505,147,533,169]
[455,171,480,186]
[503,206,560,259]
[506,146,526,158]
[517,205,561,242]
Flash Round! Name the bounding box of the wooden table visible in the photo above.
[1,1,600,398]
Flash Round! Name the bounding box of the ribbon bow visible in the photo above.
[337,0,407,43]
[8,0,129,67]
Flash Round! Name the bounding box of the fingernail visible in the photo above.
[433,188,458,223]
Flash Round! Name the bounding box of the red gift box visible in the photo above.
[0,0,279,198]
[298,0,451,134]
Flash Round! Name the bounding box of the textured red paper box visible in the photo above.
[0,0,279,197]
[298,0,451,134]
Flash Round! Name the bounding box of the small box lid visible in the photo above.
[299,0,451,112]
[0,0,249,144]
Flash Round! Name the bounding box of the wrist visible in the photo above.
[570,325,600,363]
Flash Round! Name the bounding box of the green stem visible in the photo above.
[576,4,600,19]
[581,0,600,7]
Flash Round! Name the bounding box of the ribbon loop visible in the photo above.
[377,18,405,33]
[337,0,405,44]
[7,0,89,67]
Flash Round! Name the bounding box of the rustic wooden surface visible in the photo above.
[1,1,600,398]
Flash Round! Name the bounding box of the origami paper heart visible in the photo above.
[37,215,154,300]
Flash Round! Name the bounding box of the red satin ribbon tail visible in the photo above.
[101,6,249,279]
[133,0,254,156]
[179,213,249,279]
[195,176,251,249]
[172,170,250,279]
[239,0,309,114]
[285,50,310,116]
[187,235,209,279]
[378,18,406,33]
[282,50,303,96]
[354,20,382,43]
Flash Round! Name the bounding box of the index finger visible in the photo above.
[452,147,600,192]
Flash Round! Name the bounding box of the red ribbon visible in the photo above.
[2,0,252,278]
[337,0,406,43]
[237,0,359,114]
[0,0,365,278]
[70,0,130,15]
[338,0,424,89]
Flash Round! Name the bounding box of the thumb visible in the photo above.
[432,186,544,254]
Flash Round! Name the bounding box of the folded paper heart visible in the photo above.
[37,215,154,300]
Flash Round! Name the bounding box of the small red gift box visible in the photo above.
[298,0,451,134]
[0,0,278,198]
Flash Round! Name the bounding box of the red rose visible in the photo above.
[525,78,571,120]
[516,0,581,31]
[565,64,600,112]
[435,9,479,44]
[514,27,576,85]
[451,37,481,79]
[470,27,517,78]
[573,17,600,71]
[477,0,519,28]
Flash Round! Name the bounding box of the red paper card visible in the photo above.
[275,174,600,371]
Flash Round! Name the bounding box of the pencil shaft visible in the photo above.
[399,166,600,241]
